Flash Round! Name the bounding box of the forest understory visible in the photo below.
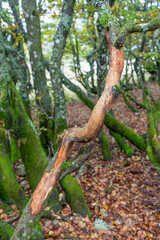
[0,83,160,240]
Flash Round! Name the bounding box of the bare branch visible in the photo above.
[30,31,124,215]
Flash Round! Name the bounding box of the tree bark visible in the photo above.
[49,0,76,147]
[147,107,160,166]
[0,27,28,209]
[114,15,160,48]
[30,31,124,215]
[22,0,53,149]
[60,174,92,218]
[61,73,146,150]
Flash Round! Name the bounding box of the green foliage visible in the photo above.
[0,219,14,240]
[61,160,74,171]
[99,8,116,27]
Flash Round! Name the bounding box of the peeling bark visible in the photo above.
[30,31,124,215]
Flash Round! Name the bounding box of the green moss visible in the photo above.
[0,201,13,213]
[0,143,27,209]
[121,91,137,112]
[98,131,112,161]
[109,129,134,157]
[146,144,156,164]
[105,114,146,151]
[99,8,116,27]
[7,81,48,192]
[55,118,67,135]
[61,160,74,171]
[60,174,91,218]
[47,187,62,212]
[0,220,14,240]
[10,135,21,163]
[0,179,14,204]
[113,85,119,92]
[147,112,160,163]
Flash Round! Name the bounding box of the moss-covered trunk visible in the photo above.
[0,137,27,209]
[147,109,160,166]
[50,0,75,145]
[0,27,27,209]
[0,219,14,240]
[9,81,48,192]
[98,131,112,161]
[60,174,91,218]
[0,25,61,212]
[11,145,93,239]
[109,110,134,157]
[22,0,53,150]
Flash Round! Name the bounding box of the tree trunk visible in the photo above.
[60,174,91,218]
[30,30,124,215]
[109,110,134,157]
[0,28,27,209]
[49,0,75,147]
[147,108,160,166]
[61,74,146,151]
[22,0,53,149]
[98,131,112,161]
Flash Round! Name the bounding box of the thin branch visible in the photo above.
[115,15,160,48]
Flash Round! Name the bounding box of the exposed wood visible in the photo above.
[30,31,124,215]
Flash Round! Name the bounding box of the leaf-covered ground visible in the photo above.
[0,83,160,240]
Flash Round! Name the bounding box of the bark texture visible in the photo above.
[22,0,52,148]
[50,0,75,143]
[60,174,92,217]
[30,31,124,215]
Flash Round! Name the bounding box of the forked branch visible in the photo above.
[30,31,124,215]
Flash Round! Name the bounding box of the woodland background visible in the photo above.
[0,0,160,239]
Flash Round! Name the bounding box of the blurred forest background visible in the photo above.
[0,0,160,239]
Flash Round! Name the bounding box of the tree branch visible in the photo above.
[115,15,160,48]
[30,31,124,215]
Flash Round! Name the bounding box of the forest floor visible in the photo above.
[1,83,160,240]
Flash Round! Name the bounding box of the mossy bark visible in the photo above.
[47,187,62,212]
[0,30,28,208]
[0,27,61,211]
[147,111,160,165]
[10,134,21,163]
[10,81,62,210]
[9,81,48,192]
[0,219,14,240]
[10,199,42,240]
[22,0,53,150]
[0,127,28,209]
[98,131,112,161]
[121,90,138,112]
[7,50,31,118]
[109,129,134,156]
[60,174,91,218]
[0,177,15,205]
[109,110,134,157]
[104,115,146,150]
[11,147,93,239]
[96,20,108,97]
[50,0,75,143]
